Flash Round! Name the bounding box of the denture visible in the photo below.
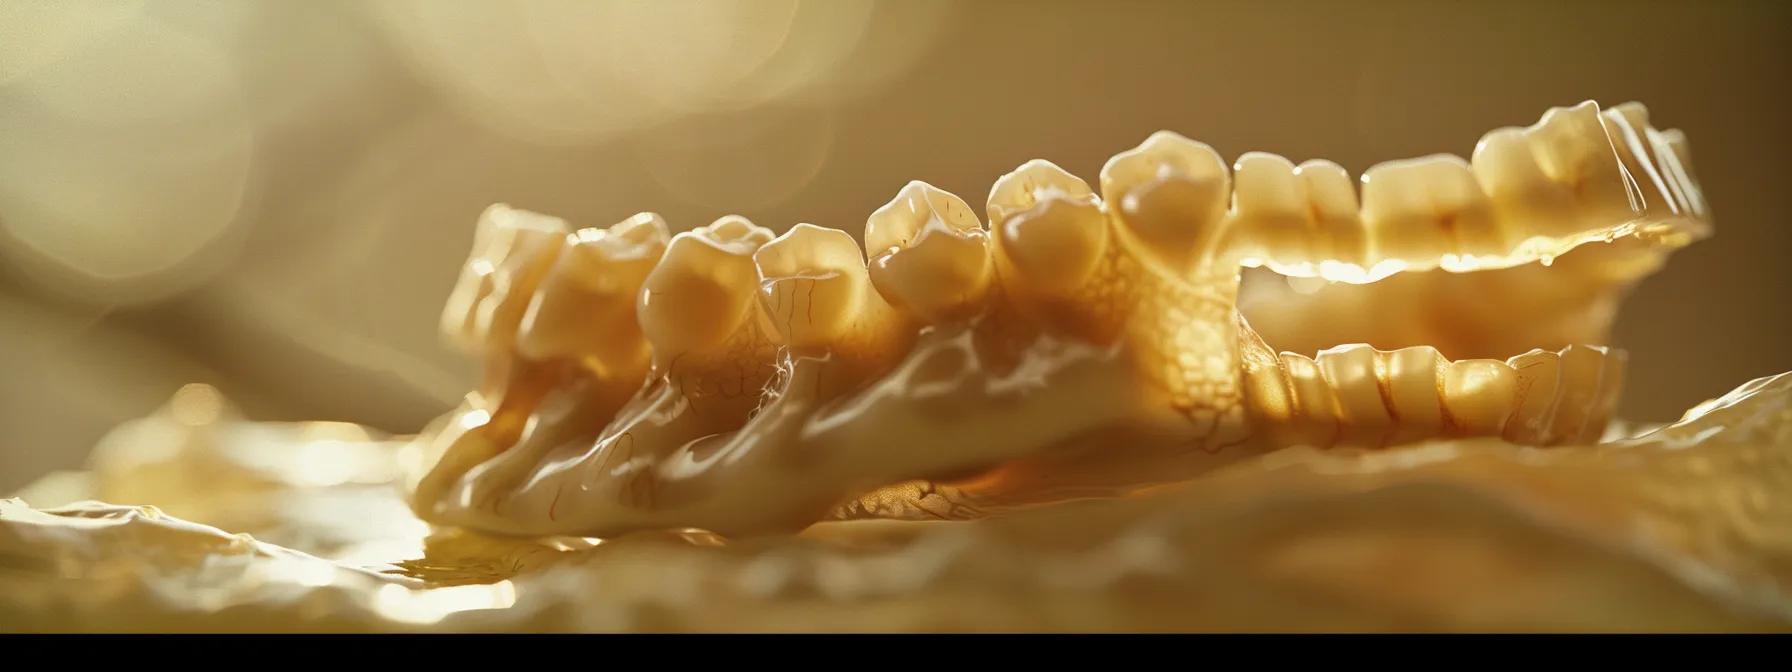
[408,100,1711,538]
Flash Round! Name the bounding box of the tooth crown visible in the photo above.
[515,212,670,374]
[1100,131,1232,275]
[439,204,572,355]
[638,216,776,371]
[753,223,875,352]
[865,181,994,323]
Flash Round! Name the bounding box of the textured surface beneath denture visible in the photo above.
[3,371,1788,632]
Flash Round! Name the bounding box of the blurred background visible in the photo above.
[2,0,1788,492]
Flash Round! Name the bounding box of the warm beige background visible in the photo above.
[2,0,1788,491]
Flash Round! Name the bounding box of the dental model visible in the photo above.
[408,101,1711,538]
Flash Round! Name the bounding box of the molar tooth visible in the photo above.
[1295,159,1370,273]
[1361,155,1502,266]
[1379,346,1446,445]
[1472,126,1578,240]
[440,204,571,354]
[987,160,1108,302]
[1502,348,1563,445]
[515,212,670,374]
[1100,131,1232,274]
[1316,344,1390,448]
[1526,101,1638,228]
[1229,152,1313,268]
[1442,359,1518,435]
[1544,344,1609,445]
[865,181,993,323]
[753,223,871,351]
[637,215,775,367]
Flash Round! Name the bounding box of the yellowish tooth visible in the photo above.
[1230,152,1312,268]
[440,204,571,354]
[1100,131,1232,274]
[987,160,1108,301]
[1361,155,1502,266]
[1601,102,1685,219]
[1442,359,1517,435]
[1472,126,1578,240]
[515,212,669,375]
[1316,344,1391,448]
[1544,344,1608,445]
[1502,348,1562,445]
[1280,352,1339,449]
[865,181,993,323]
[636,215,775,368]
[1378,346,1446,445]
[753,223,872,352]
[1654,128,1708,218]
[1526,100,1638,228]
[1295,159,1369,273]
[1579,349,1627,444]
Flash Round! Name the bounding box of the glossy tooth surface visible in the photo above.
[753,223,870,351]
[865,181,993,323]
[1361,155,1502,266]
[1280,352,1340,449]
[1100,131,1232,274]
[637,216,775,366]
[1545,344,1608,445]
[1296,159,1369,271]
[987,160,1108,300]
[1442,359,1518,435]
[1230,152,1312,267]
[1655,128,1708,218]
[1503,348,1563,445]
[440,204,571,353]
[1472,126,1576,239]
[516,212,669,373]
[1379,346,1446,445]
[1579,349,1627,444]
[1526,101,1638,229]
[1316,345,1391,448]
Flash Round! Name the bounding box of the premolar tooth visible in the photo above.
[987,160,1108,302]
[1295,159,1369,272]
[1361,155,1502,265]
[1230,152,1312,268]
[1472,126,1577,240]
[753,223,871,351]
[1100,131,1232,274]
[1502,348,1563,445]
[1316,344,1390,448]
[1442,359,1517,435]
[637,215,775,367]
[865,181,993,323]
[1379,346,1445,445]
[516,212,669,374]
[440,204,571,354]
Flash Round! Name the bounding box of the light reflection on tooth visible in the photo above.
[1545,344,1607,445]
[1379,346,1445,445]
[1230,152,1311,268]
[1361,155,1502,267]
[440,204,571,354]
[1503,349,1562,445]
[1579,349,1627,444]
[1100,131,1231,274]
[753,223,870,351]
[1279,352,1339,449]
[516,212,669,375]
[1602,102,1681,219]
[1316,345,1390,448]
[1527,101,1639,225]
[987,160,1107,306]
[865,181,993,323]
[1442,359,1517,435]
[1294,159,1371,277]
[637,215,775,367]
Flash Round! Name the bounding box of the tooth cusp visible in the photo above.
[516,212,670,371]
[637,216,775,366]
[865,181,993,323]
[1100,131,1232,274]
[988,160,1108,300]
[440,204,572,354]
[753,223,871,351]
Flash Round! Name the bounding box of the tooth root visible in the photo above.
[1317,345,1390,448]
[865,181,994,323]
[515,212,670,375]
[1361,155,1502,266]
[440,204,572,354]
[1544,344,1609,445]
[1100,131,1232,274]
[1379,346,1445,445]
[1502,349,1563,445]
[1527,100,1638,228]
[1295,159,1369,272]
[1279,352,1340,449]
[987,160,1108,303]
[1230,152,1313,269]
[1579,349,1627,444]
[637,215,776,368]
[1442,359,1518,436]
[753,223,872,351]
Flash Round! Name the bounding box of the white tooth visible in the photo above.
[440,203,571,353]
[1361,155,1502,266]
[865,181,993,323]
[1099,131,1232,274]
[987,160,1108,300]
[1295,159,1370,273]
[636,215,775,367]
[753,223,871,351]
[1230,152,1313,268]
[1526,100,1639,227]
[516,212,669,373]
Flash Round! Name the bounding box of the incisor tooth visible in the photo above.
[1100,131,1231,274]
[1442,359,1518,435]
[1295,159,1369,271]
[1361,155,1503,265]
[637,215,775,367]
[1317,344,1391,448]
[987,160,1108,301]
[753,223,871,351]
[865,181,993,323]
[516,212,669,374]
[1379,346,1445,445]
[440,204,571,353]
[1503,348,1563,445]
[1229,152,1312,267]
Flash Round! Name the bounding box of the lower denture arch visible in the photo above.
[409,99,1711,537]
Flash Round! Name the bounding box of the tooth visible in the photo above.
[515,212,670,375]
[1230,152,1313,268]
[1544,344,1608,445]
[1295,159,1369,272]
[865,181,993,323]
[1100,131,1231,274]
[753,223,872,351]
[1378,346,1446,445]
[1361,155,1503,266]
[986,160,1108,302]
[440,204,571,353]
[1578,349,1627,444]
[1472,126,1578,240]
[1316,345,1390,448]
[1601,102,1683,219]
[1525,101,1638,228]
[1654,128,1708,218]
[637,215,775,367]
[1442,359,1517,435]
[1502,349,1562,445]
[1279,352,1339,449]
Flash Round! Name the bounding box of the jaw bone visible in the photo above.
[410,100,1711,537]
